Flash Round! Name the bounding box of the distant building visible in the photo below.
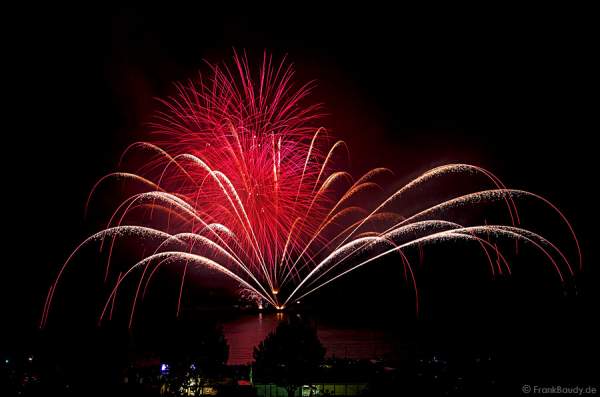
[253,382,368,396]
[251,359,375,396]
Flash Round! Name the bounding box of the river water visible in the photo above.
[221,313,401,365]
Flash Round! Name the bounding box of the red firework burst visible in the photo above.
[41,52,580,328]
[148,52,334,289]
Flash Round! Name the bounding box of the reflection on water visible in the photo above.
[221,313,400,365]
[221,313,276,365]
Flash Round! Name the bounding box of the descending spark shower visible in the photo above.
[41,54,581,328]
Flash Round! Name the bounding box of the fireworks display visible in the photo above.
[41,53,581,328]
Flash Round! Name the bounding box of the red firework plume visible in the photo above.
[149,52,331,290]
[41,52,581,328]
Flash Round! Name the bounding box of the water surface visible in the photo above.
[221,313,401,365]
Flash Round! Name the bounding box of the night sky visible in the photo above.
[3,4,598,385]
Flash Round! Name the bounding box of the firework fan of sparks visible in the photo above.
[41,52,581,328]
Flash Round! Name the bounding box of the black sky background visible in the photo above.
[3,4,598,385]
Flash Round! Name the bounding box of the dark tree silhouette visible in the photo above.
[253,316,325,397]
[133,317,229,396]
